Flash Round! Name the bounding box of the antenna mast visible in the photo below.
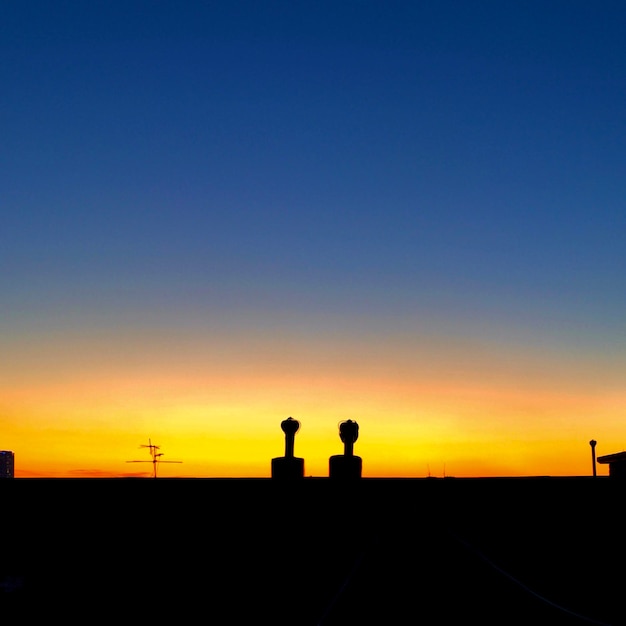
[126,438,182,478]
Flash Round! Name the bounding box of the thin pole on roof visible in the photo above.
[589,439,597,477]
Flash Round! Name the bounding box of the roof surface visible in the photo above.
[597,450,626,464]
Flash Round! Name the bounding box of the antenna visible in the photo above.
[126,438,182,478]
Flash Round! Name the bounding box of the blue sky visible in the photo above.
[4,2,625,329]
[2,2,626,476]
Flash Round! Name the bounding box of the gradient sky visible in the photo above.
[2,1,625,478]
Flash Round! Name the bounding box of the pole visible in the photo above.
[590,440,597,477]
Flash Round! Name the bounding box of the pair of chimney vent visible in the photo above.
[271,417,362,480]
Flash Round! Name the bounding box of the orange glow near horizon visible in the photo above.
[2,324,625,478]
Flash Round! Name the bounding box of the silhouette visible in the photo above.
[329,419,362,479]
[0,575,24,593]
[0,450,15,478]
[596,449,626,477]
[126,439,182,478]
[271,417,304,479]
[3,471,625,624]
[589,439,597,476]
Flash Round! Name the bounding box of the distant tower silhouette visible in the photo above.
[0,451,15,478]
[271,417,304,479]
[329,419,362,479]
[590,439,597,477]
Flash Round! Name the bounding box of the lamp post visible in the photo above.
[590,439,597,477]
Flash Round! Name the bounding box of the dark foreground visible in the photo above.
[1,477,623,625]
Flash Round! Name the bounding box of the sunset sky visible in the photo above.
[2,1,625,478]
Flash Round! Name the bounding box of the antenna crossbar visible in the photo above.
[126,438,182,478]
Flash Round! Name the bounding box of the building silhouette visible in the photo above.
[0,451,15,478]
[596,450,626,477]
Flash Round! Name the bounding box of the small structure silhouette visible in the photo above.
[0,451,15,479]
[329,419,362,479]
[596,450,626,478]
[126,439,182,478]
[271,417,305,479]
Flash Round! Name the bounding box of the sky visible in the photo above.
[2,1,625,478]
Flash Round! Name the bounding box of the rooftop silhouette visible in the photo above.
[1,475,623,625]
